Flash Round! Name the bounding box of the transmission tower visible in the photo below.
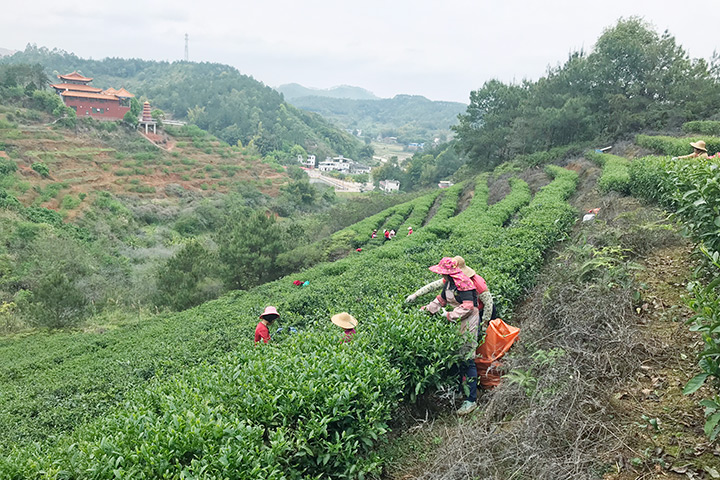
[184,34,189,62]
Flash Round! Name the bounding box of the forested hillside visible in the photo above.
[285,94,466,144]
[0,46,363,160]
[453,17,720,170]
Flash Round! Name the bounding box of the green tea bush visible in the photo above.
[399,189,443,231]
[0,168,580,477]
[682,121,720,136]
[30,161,49,177]
[586,152,630,193]
[424,182,465,227]
[628,155,720,440]
[636,134,720,157]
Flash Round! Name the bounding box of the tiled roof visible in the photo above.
[60,91,120,101]
[51,83,103,93]
[58,71,93,82]
[114,87,134,98]
[103,87,118,95]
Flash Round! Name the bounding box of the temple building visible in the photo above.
[51,72,134,120]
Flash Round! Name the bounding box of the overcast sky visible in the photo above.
[1,0,718,103]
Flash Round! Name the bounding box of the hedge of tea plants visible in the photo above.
[627,154,720,439]
[682,121,720,137]
[635,134,720,157]
[0,167,578,478]
[586,151,631,194]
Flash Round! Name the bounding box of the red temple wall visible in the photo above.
[62,98,130,120]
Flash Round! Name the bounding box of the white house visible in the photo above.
[379,179,400,192]
[297,154,316,169]
[438,180,454,188]
[352,163,371,174]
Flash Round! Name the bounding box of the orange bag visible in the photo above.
[474,319,520,389]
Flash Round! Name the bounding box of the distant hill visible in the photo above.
[277,83,379,101]
[0,48,17,57]
[287,94,467,144]
[1,45,362,159]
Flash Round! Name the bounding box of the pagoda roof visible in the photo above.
[51,83,103,93]
[103,87,118,95]
[58,71,93,82]
[114,87,134,98]
[60,91,120,101]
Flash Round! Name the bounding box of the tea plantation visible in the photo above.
[0,167,578,478]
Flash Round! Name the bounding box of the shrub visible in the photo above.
[31,161,49,177]
[0,158,17,176]
[0,189,21,209]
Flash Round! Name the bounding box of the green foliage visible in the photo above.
[0,158,17,176]
[635,134,720,157]
[3,47,364,159]
[0,162,580,477]
[30,161,49,177]
[155,239,223,310]
[286,94,466,144]
[627,154,720,441]
[454,18,720,169]
[30,89,71,117]
[123,110,138,127]
[20,270,88,328]
[0,189,21,209]
[586,152,630,193]
[683,121,720,136]
[217,210,293,290]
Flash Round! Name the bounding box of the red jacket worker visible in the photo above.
[255,306,279,344]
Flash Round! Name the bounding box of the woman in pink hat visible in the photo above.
[420,257,480,416]
[408,256,497,332]
[255,306,279,344]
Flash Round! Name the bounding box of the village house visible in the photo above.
[379,179,400,192]
[438,180,454,188]
[51,71,134,120]
[297,154,317,169]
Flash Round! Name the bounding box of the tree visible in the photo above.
[123,110,138,127]
[217,210,291,290]
[155,240,223,310]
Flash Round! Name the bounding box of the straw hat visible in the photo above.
[429,257,462,275]
[331,312,358,329]
[259,306,279,321]
[690,140,707,152]
[452,256,476,278]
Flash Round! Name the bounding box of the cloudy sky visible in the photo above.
[1,0,717,103]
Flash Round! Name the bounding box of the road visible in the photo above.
[305,169,374,192]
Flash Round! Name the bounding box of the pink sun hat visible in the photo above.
[259,306,279,320]
[428,257,462,275]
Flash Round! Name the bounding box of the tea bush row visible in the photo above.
[628,155,720,439]
[586,151,630,194]
[0,168,578,477]
[635,134,720,157]
[682,121,720,136]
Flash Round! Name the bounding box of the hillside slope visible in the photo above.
[1,45,363,159]
[0,105,287,217]
[287,94,466,142]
